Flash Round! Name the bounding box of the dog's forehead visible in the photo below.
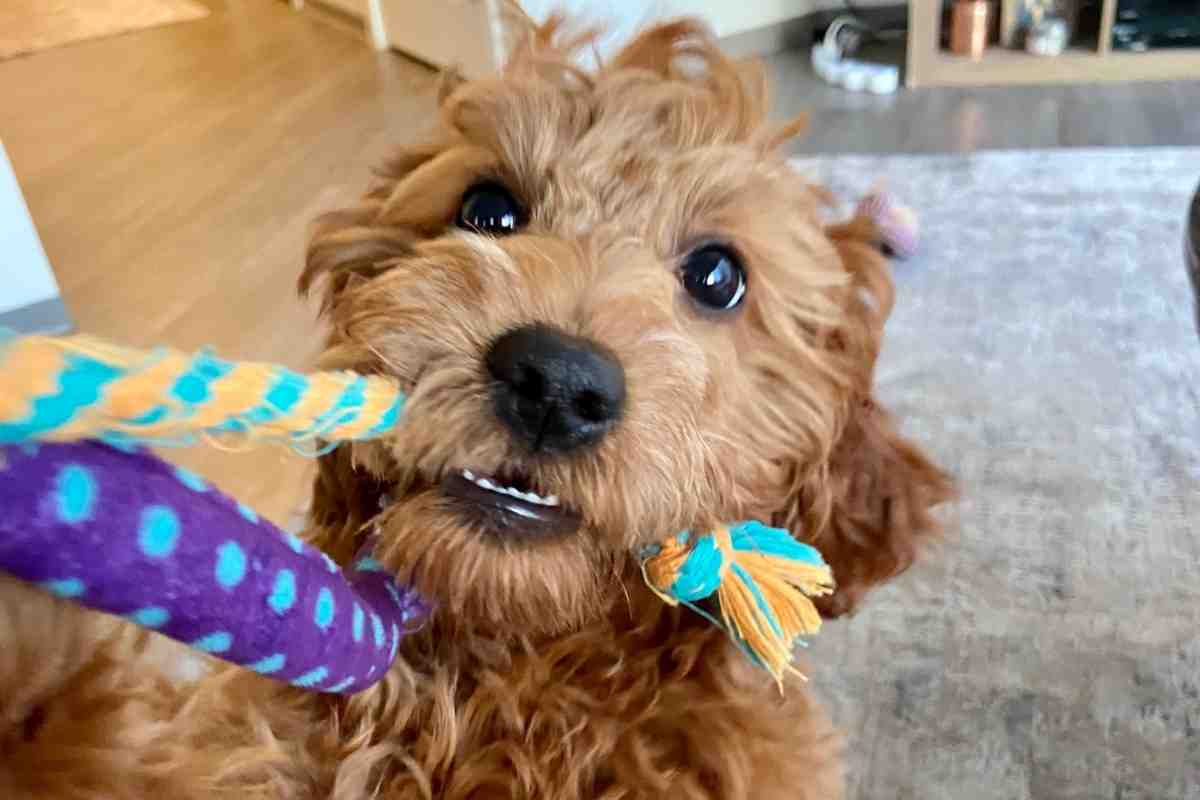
[443,72,797,243]
[451,75,762,169]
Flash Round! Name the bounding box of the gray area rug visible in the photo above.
[793,148,1200,800]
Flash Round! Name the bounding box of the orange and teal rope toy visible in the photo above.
[0,332,833,685]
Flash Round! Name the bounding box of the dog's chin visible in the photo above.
[371,468,615,636]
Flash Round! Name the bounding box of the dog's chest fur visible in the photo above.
[317,609,842,800]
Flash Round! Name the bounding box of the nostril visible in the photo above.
[512,364,546,402]
[572,390,608,424]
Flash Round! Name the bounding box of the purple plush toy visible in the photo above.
[0,441,426,694]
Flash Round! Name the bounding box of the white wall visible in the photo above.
[518,0,683,55]
[677,0,804,38]
[0,141,60,316]
[519,0,821,40]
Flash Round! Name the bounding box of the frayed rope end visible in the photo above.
[641,521,834,687]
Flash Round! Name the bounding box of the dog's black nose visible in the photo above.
[486,324,626,454]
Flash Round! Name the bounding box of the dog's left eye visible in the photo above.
[457,183,523,235]
[680,244,747,311]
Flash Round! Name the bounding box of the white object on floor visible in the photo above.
[0,140,61,317]
[811,43,899,94]
[810,15,899,95]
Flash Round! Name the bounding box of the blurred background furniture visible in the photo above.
[310,0,905,76]
[907,0,1200,86]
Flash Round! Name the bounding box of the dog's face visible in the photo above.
[302,21,948,636]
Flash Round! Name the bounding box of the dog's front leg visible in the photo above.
[0,575,342,799]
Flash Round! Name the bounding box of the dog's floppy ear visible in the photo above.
[297,141,447,313]
[783,394,953,618]
[772,225,954,618]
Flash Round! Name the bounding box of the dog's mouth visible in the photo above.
[440,467,581,540]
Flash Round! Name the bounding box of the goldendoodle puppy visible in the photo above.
[0,17,951,800]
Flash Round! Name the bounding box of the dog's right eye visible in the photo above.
[457,183,524,236]
[680,243,746,311]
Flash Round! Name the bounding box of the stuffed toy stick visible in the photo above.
[0,440,424,694]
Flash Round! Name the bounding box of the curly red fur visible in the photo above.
[0,17,949,799]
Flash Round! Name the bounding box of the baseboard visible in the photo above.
[0,296,73,335]
[718,4,908,59]
[299,0,369,39]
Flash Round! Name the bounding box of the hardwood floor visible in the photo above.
[770,42,1200,155]
[1,1,1197,520]
[0,0,436,522]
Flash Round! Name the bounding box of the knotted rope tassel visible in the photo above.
[642,521,835,685]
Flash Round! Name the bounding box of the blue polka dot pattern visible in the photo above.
[314,587,335,630]
[371,612,385,649]
[215,541,247,589]
[7,442,430,699]
[249,653,287,674]
[129,606,170,628]
[236,502,259,523]
[42,577,85,598]
[268,569,297,614]
[55,464,96,524]
[192,631,233,653]
[327,676,356,693]
[173,466,207,492]
[138,505,180,558]
[292,665,329,688]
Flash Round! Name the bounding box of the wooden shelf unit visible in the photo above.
[907,0,1200,87]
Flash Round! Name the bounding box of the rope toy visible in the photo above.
[0,334,403,451]
[642,524,833,685]
[0,332,834,688]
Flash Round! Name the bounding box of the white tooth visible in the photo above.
[522,491,543,505]
[478,478,496,491]
[544,495,559,507]
[462,469,475,480]
[503,486,522,498]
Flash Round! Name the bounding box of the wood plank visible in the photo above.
[913,47,1200,87]
[1000,0,1020,49]
[378,0,498,78]
[1098,0,1117,55]
[905,0,942,88]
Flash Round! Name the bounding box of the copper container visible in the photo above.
[950,0,990,60]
